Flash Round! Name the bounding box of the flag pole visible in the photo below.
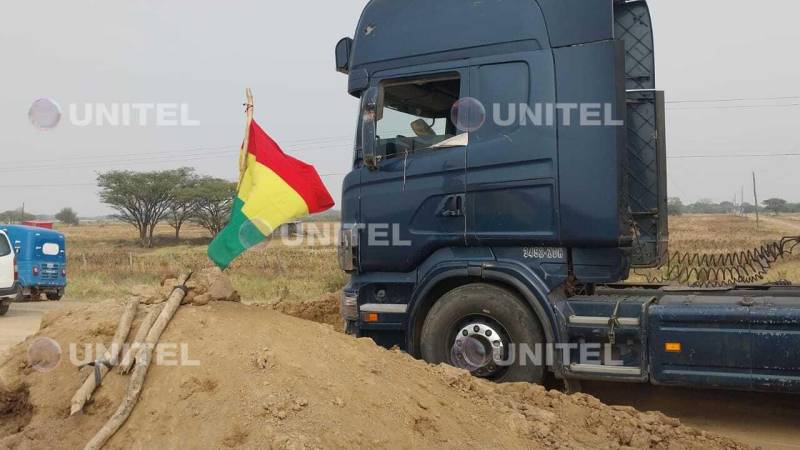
[238,88,254,191]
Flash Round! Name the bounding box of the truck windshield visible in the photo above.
[376,74,461,158]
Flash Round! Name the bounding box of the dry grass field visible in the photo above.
[634,213,800,284]
[60,222,345,302]
[54,214,800,302]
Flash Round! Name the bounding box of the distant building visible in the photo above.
[22,220,54,229]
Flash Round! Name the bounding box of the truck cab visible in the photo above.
[336,0,800,393]
[0,225,67,301]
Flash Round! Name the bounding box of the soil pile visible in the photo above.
[0,272,747,450]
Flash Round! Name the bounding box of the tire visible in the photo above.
[46,290,63,301]
[0,302,8,316]
[420,283,545,383]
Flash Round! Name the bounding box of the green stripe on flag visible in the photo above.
[207,197,268,269]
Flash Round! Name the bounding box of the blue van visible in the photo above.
[0,225,67,301]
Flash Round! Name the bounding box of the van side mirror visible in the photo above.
[335,37,353,74]
[361,87,379,170]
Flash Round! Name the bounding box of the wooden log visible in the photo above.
[70,298,139,416]
[117,304,163,375]
[83,273,191,450]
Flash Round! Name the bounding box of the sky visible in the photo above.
[1,0,798,216]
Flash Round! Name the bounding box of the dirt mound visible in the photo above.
[271,292,343,330]
[0,293,747,449]
[0,384,32,436]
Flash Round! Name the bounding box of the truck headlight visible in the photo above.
[340,291,359,321]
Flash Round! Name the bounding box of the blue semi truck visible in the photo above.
[334,0,800,393]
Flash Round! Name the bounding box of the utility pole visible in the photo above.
[20,202,25,224]
[752,172,760,229]
[741,185,745,216]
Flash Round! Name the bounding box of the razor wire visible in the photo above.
[636,236,800,287]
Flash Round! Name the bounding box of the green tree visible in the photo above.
[667,197,684,216]
[55,207,80,226]
[193,177,236,237]
[97,168,193,247]
[167,176,199,241]
[762,198,787,216]
[0,209,35,223]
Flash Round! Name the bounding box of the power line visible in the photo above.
[0,182,97,189]
[667,103,800,111]
[666,95,800,104]
[668,152,800,159]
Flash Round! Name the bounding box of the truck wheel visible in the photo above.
[46,291,63,301]
[0,302,8,316]
[420,283,545,383]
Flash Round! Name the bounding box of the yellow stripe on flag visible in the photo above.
[237,154,309,237]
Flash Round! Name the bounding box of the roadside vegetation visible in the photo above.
[52,214,800,303]
[60,222,346,303]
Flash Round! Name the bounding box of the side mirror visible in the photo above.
[335,37,353,74]
[361,87,379,170]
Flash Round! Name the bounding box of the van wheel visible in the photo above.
[46,291,63,301]
[0,302,8,316]
[420,283,545,383]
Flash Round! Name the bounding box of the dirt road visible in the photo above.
[761,216,800,234]
[0,302,83,356]
[584,382,800,450]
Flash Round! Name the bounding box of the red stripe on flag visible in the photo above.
[247,121,335,213]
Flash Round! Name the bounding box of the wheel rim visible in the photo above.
[449,316,510,379]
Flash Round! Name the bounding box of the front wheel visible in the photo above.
[420,283,545,383]
[0,302,8,316]
[46,290,64,301]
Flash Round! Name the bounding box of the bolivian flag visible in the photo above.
[208,121,334,268]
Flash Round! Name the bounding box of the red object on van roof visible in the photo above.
[22,220,54,229]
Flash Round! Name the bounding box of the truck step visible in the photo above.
[567,315,640,327]
[569,364,643,376]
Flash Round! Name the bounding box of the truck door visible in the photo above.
[465,52,559,244]
[358,65,468,273]
[750,295,800,392]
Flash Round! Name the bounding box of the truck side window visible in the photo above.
[376,73,461,158]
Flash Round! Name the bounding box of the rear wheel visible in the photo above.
[420,283,545,383]
[0,302,8,316]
